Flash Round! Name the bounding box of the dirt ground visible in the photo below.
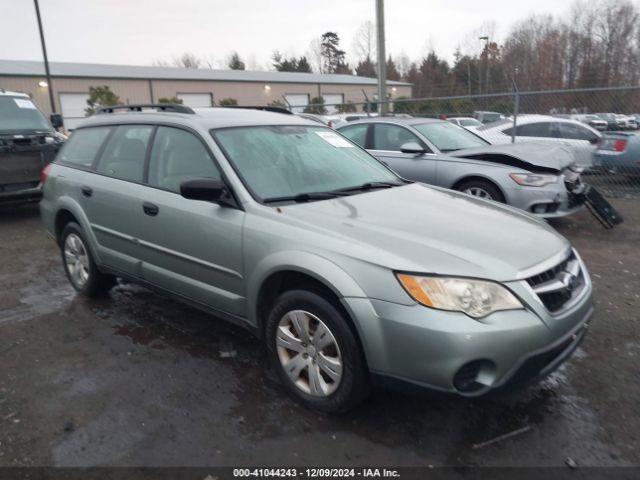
[0,199,638,467]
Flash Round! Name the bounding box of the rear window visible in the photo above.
[57,127,112,167]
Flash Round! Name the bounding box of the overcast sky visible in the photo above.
[0,0,572,69]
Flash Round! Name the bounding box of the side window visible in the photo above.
[148,126,220,193]
[514,122,556,138]
[559,122,599,142]
[96,125,153,183]
[339,124,368,148]
[372,124,422,151]
[57,127,111,167]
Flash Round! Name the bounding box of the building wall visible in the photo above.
[0,75,412,117]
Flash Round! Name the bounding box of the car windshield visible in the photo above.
[413,121,489,152]
[212,125,401,202]
[0,96,51,133]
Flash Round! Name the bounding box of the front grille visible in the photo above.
[526,251,585,314]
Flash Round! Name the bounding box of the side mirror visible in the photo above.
[180,178,233,206]
[400,142,426,154]
[50,113,64,129]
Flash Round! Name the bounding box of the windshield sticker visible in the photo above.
[315,131,354,148]
[14,99,37,109]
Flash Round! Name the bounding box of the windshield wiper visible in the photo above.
[332,181,404,193]
[263,181,406,204]
[263,191,347,204]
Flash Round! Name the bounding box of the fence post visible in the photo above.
[511,78,519,144]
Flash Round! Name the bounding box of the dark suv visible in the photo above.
[0,90,65,205]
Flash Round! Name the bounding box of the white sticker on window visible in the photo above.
[14,99,37,109]
[315,131,354,148]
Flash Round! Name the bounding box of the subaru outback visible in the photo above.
[40,105,594,412]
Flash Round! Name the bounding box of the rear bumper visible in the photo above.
[0,184,42,205]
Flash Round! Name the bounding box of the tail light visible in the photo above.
[613,139,628,152]
[599,137,628,152]
[328,120,333,128]
[40,163,52,185]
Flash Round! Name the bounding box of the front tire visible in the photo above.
[265,290,369,413]
[456,178,505,203]
[60,222,115,297]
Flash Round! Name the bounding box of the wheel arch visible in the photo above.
[248,251,368,337]
[52,197,102,263]
[451,175,507,202]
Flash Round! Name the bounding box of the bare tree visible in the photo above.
[307,37,324,73]
[352,21,376,61]
[173,52,201,69]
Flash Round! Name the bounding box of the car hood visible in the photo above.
[280,183,569,281]
[447,142,576,171]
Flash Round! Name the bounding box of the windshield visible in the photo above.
[413,121,489,152]
[212,125,400,202]
[0,96,51,133]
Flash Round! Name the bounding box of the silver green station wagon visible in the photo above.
[40,105,594,412]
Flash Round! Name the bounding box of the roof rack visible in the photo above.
[225,106,293,115]
[96,104,195,115]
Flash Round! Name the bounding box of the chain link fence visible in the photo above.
[297,86,640,199]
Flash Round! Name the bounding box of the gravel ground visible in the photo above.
[0,199,638,467]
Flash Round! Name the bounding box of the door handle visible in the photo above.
[142,202,159,216]
[81,186,93,197]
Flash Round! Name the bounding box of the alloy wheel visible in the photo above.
[64,233,90,288]
[463,187,493,199]
[276,310,343,397]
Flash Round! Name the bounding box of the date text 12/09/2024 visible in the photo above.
[231,468,401,478]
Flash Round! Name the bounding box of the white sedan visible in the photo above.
[474,114,601,167]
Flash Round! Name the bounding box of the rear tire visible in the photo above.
[456,179,505,203]
[60,222,116,297]
[265,289,369,413]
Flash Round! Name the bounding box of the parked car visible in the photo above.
[472,111,506,124]
[623,115,638,130]
[593,131,640,175]
[576,114,608,131]
[475,115,601,167]
[595,113,623,130]
[330,113,378,128]
[40,105,593,412]
[448,117,483,128]
[337,118,587,217]
[0,89,65,205]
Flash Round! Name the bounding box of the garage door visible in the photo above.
[322,94,344,114]
[177,93,213,108]
[284,94,309,113]
[59,93,90,130]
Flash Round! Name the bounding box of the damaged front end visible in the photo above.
[451,143,589,217]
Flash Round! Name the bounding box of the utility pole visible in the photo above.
[376,0,387,115]
[478,36,488,105]
[34,0,56,113]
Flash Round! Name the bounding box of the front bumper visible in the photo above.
[504,180,586,219]
[342,264,593,396]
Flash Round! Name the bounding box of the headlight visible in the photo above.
[396,274,523,318]
[509,173,558,187]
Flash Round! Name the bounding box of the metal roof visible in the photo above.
[0,59,411,86]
